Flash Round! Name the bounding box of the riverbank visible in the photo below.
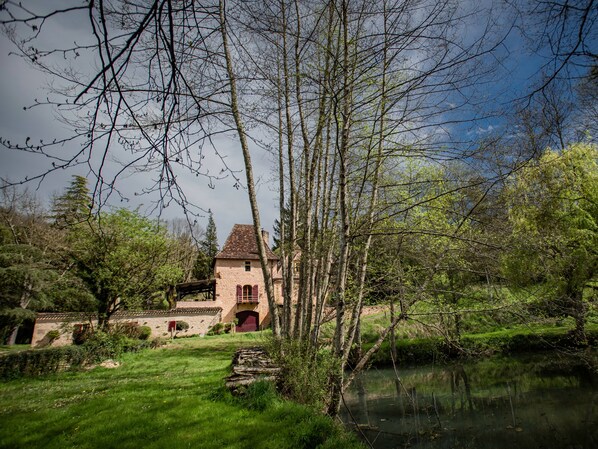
[364,322,598,366]
[0,333,363,449]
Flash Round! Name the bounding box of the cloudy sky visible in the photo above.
[1,0,583,245]
[0,1,282,244]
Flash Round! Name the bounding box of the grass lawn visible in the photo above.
[0,332,362,449]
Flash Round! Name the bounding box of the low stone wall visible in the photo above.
[32,307,222,348]
[225,346,280,394]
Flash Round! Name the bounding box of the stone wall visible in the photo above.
[31,307,222,348]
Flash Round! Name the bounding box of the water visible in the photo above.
[341,353,598,449]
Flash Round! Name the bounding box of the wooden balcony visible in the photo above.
[237,295,259,304]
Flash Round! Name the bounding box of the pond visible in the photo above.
[341,352,597,449]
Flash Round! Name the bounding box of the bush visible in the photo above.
[207,322,224,335]
[0,346,88,380]
[110,322,143,339]
[82,329,151,362]
[46,330,60,341]
[269,339,338,410]
[72,325,92,345]
[150,337,166,348]
[138,326,152,340]
[0,325,160,380]
[175,321,189,332]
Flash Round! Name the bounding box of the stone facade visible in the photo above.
[212,224,284,330]
[31,306,221,348]
[214,257,283,327]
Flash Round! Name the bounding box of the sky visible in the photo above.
[0,1,591,246]
[0,2,280,245]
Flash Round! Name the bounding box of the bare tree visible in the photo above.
[1,0,515,415]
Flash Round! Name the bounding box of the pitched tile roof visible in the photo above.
[216,224,278,260]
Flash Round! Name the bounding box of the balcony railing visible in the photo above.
[237,295,259,304]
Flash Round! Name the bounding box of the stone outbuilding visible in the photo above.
[32,307,222,347]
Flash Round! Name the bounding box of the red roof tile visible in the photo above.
[216,224,278,260]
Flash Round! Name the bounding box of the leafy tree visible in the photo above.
[71,209,185,326]
[0,184,96,343]
[503,142,598,342]
[0,243,54,344]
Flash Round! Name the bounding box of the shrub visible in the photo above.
[111,322,142,339]
[82,330,126,361]
[240,380,280,411]
[46,330,60,342]
[175,321,189,332]
[207,322,224,335]
[150,337,166,348]
[138,326,152,340]
[72,325,92,345]
[268,339,338,410]
[0,346,88,380]
[82,328,150,361]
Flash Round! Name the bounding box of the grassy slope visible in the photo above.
[360,313,598,366]
[0,333,362,449]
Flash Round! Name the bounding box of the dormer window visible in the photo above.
[245,261,251,271]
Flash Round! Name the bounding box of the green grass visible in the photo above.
[0,344,30,354]
[0,333,363,449]
[364,321,598,366]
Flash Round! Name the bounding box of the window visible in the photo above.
[245,261,251,271]
[237,284,259,303]
[243,285,252,301]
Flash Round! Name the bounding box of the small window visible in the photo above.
[245,261,251,271]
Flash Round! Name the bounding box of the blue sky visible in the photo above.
[0,0,593,245]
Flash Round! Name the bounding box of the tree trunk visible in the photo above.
[572,291,587,344]
[219,0,280,337]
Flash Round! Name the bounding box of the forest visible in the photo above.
[0,0,596,419]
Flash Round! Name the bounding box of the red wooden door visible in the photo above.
[236,311,259,332]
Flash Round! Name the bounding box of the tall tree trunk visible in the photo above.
[219,0,280,337]
[328,0,353,417]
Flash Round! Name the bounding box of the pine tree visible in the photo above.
[52,175,92,228]
[201,210,219,259]
[193,211,219,280]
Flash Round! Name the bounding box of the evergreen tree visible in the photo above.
[201,210,219,259]
[52,175,92,228]
[193,211,219,280]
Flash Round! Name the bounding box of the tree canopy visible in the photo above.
[503,142,598,341]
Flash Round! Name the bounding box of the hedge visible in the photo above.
[0,338,154,381]
[0,346,89,380]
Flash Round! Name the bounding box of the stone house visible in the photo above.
[211,224,284,332]
[30,224,283,346]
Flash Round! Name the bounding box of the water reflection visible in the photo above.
[342,353,597,449]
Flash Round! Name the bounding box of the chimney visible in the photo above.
[261,229,269,246]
